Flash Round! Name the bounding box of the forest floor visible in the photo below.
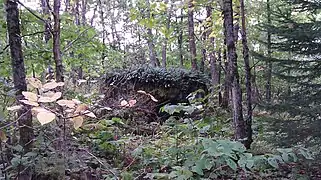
[252,115,321,179]
[42,109,321,180]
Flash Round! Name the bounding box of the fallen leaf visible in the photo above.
[120,100,129,107]
[7,105,23,111]
[128,99,137,107]
[19,100,39,107]
[22,91,38,102]
[37,111,56,125]
[72,116,83,129]
[57,100,75,108]
[83,110,96,118]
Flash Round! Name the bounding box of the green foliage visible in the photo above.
[120,103,314,179]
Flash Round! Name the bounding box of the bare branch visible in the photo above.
[0,44,10,55]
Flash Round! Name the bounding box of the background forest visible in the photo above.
[0,0,321,179]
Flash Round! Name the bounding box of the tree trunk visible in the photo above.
[221,27,229,108]
[145,0,159,67]
[178,9,184,68]
[233,3,240,43]
[200,27,206,73]
[266,0,272,102]
[65,0,70,12]
[240,0,253,149]
[6,0,34,178]
[98,0,106,66]
[207,6,220,100]
[161,0,171,68]
[40,0,51,43]
[90,3,98,26]
[188,0,198,71]
[81,0,87,25]
[223,0,247,144]
[53,0,64,82]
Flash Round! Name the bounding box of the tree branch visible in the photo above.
[63,27,94,52]
[0,44,10,55]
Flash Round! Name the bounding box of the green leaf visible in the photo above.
[281,153,289,162]
[192,165,204,176]
[267,157,279,169]
[246,160,254,169]
[226,158,237,171]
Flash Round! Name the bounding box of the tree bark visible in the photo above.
[240,0,253,149]
[161,0,171,68]
[188,0,198,71]
[178,9,184,68]
[206,6,220,100]
[266,0,272,102]
[146,0,159,67]
[6,0,34,178]
[53,0,64,82]
[223,0,247,143]
[81,0,87,25]
[200,27,206,73]
[40,0,51,43]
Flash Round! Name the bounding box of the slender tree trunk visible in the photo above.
[41,0,54,81]
[90,3,98,26]
[188,0,198,71]
[74,0,80,25]
[266,0,272,102]
[178,9,184,67]
[221,28,229,107]
[200,27,206,73]
[217,49,222,103]
[233,3,240,43]
[81,0,87,25]
[53,0,64,82]
[240,0,253,149]
[6,1,34,178]
[41,0,51,43]
[65,0,70,12]
[146,0,159,67]
[98,0,106,66]
[161,0,171,68]
[207,6,220,98]
[223,0,247,144]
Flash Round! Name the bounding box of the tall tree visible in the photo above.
[188,0,198,70]
[240,0,253,148]
[223,0,247,146]
[161,0,171,68]
[146,0,159,67]
[206,6,221,102]
[53,0,64,82]
[6,0,34,178]
[263,0,321,119]
[177,9,184,68]
[265,0,272,102]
